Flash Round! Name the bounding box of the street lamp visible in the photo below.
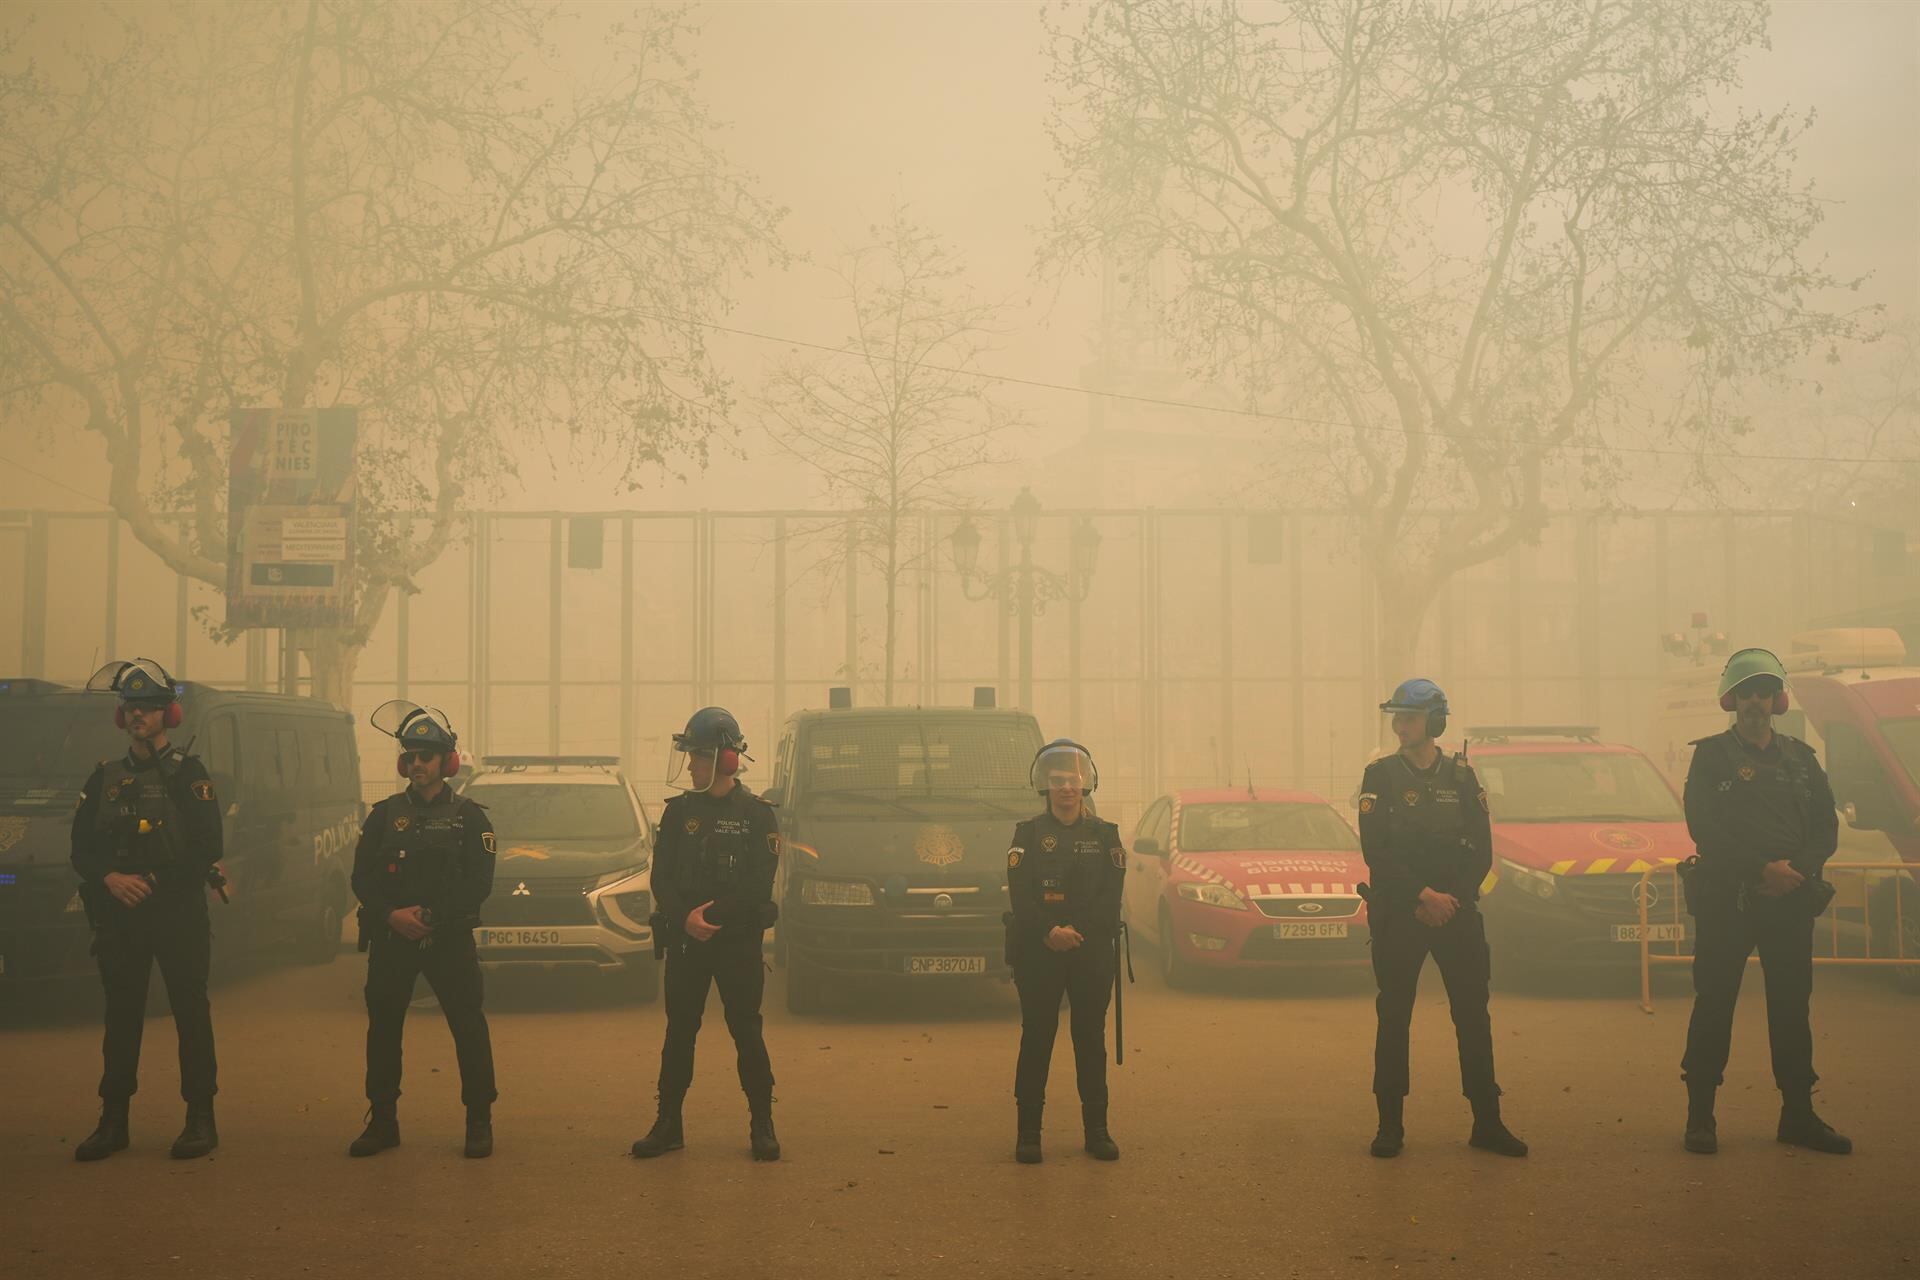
[949,487,1101,710]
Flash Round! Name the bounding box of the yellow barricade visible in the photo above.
[1636,859,1920,1014]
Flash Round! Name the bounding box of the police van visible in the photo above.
[765,689,1046,1013]
[0,678,362,985]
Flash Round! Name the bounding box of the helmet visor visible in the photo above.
[86,657,178,703]
[1030,743,1097,795]
[370,699,457,749]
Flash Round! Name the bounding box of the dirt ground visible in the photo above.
[2,946,1915,1280]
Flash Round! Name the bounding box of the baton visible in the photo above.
[1113,919,1135,1065]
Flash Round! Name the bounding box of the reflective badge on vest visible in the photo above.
[1041,835,1057,852]
[1401,789,1420,807]
[684,818,701,835]
[393,816,411,832]
[1738,764,1756,782]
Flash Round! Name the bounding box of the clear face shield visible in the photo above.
[1030,742,1098,811]
[86,657,179,700]
[371,699,458,779]
[665,737,747,794]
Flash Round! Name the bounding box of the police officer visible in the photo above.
[631,707,782,1162]
[347,701,498,1159]
[1005,739,1125,1164]
[69,659,225,1162]
[1357,679,1526,1159]
[1679,648,1850,1155]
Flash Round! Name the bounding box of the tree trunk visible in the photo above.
[1370,565,1441,748]
[882,512,899,707]
[305,630,362,710]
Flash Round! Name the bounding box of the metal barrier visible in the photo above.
[1636,859,1920,1014]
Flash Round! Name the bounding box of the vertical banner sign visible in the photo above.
[225,408,358,628]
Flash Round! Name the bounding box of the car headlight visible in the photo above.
[1497,858,1557,901]
[801,877,876,907]
[587,865,653,938]
[1176,880,1249,911]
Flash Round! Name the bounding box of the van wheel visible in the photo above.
[296,895,344,966]
[1158,905,1195,990]
[785,957,824,1015]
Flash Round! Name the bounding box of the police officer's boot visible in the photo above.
[1683,1083,1718,1155]
[349,1104,401,1157]
[1015,1102,1043,1165]
[75,1099,130,1162]
[464,1106,493,1159]
[749,1099,781,1162]
[169,1101,218,1160]
[1370,1095,1405,1158]
[631,1097,684,1158]
[1082,1103,1120,1161]
[1467,1095,1528,1157]
[1776,1090,1852,1155]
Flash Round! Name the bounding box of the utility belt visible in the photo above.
[648,901,779,959]
[1675,855,1836,919]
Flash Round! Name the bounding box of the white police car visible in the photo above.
[463,756,658,1001]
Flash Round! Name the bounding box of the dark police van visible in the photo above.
[0,678,362,986]
[765,691,1045,1013]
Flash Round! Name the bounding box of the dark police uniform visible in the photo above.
[1005,809,1125,1113]
[650,783,781,1107]
[71,744,224,1107]
[1680,728,1837,1093]
[1356,750,1497,1104]
[350,785,498,1111]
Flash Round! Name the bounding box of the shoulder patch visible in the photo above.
[191,780,213,802]
[1109,844,1126,869]
[1007,846,1024,869]
[768,832,782,858]
[1357,792,1378,815]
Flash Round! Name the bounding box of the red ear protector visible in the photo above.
[116,701,183,730]
[1719,687,1789,715]
[716,747,740,777]
[397,749,461,778]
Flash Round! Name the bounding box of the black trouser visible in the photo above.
[1013,942,1115,1109]
[657,932,774,1105]
[364,928,497,1109]
[1369,905,1498,1101]
[93,891,217,1104]
[1682,901,1817,1091]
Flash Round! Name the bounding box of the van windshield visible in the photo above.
[1475,751,1684,823]
[0,702,128,787]
[801,719,1039,815]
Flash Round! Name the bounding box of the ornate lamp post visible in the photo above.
[949,487,1101,710]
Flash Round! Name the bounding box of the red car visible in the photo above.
[1123,788,1370,986]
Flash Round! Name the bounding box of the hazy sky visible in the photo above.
[2,0,1914,513]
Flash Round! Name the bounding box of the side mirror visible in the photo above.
[1133,836,1161,857]
[760,786,785,807]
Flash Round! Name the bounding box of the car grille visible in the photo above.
[1557,873,1665,921]
[1253,896,1364,919]
[485,877,596,926]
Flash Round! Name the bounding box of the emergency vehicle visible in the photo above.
[1470,727,1695,967]
[1124,787,1369,987]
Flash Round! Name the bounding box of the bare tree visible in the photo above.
[0,0,784,701]
[759,207,1013,704]
[1044,0,1868,681]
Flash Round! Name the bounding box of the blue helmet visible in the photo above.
[673,706,746,755]
[1380,678,1449,738]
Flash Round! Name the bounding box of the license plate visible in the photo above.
[1613,924,1686,942]
[907,955,986,975]
[476,929,561,946]
[1274,921,1349,939]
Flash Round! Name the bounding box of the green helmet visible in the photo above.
[1716,647,1787,700]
